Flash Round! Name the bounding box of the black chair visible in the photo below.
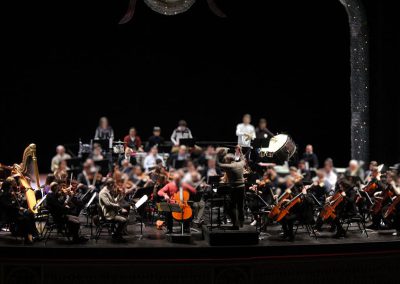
[294,222,318,239]
[341,214,368,237]
[94,205,116,242]
[42,214,71,245]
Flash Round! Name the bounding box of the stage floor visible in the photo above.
[2,219,400,284]
[1,218,400,258]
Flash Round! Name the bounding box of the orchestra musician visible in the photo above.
[143,145,164,173]
[118,147,137,167]
[236,114,255,161]
[94,117,114,140]
[315,179,356,238]
[218,147,247,229]
[170,120,193,147]
[123,127,143,151]
[46,182,88,243]
[145,126,165,152]
[99,178,128,242]
[51,145,71,173]
[158,172,196,234]
[278,176,311,242]
[0,177,36,244]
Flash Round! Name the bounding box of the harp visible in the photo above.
[12,144,41,214]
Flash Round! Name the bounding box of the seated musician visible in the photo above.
[323,158,337,187]
[0,177,36,245]
[123,127,143,151]
[183,163,206,225]
[201,158,222,182]
[279,176,310,242]
[51,145,71,173]
[315,179,356,238]
[46,182,88,243]
[369,171,398,231]
[310,169,334,205]
[168,145,189,170]
[364,161,378,183]
[302,144,319,169]
[143,145,164,172]
[118,147,137,167]
[298,160,312,183]
[157,172,196,234]
[90,144,104,161]
[76,161,101,200]
[99,178,128,242]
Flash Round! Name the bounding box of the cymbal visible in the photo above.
[113,140,126,144]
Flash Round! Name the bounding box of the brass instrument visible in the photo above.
[12,144,41,214]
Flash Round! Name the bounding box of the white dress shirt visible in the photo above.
[236,123,256,147]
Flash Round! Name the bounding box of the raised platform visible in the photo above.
[203,225,259,246]
[1,222,400,283]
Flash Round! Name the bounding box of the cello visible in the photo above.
[371,185,393,215]
[383,196,400,219]
[319,190,345,221]
[268,191,291,220]
[171,184,193,221]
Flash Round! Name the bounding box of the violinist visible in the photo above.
[76,160,102,201]
[158,172,196,234]
[99,178,128,242]
[118,147,137,167]
[0,177,36,244]
[46,182,88,244]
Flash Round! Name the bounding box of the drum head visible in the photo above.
[144,0,196,15]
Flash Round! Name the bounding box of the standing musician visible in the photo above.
[218,147,247,229]
[94,117,114,140]
[236,114,255,161]
[99,178,128,242]
[157,172,196,234]
[170,120,193,148]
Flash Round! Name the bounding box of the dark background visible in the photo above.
[0,0,398,172]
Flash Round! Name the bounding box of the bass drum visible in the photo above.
[259,134,296,163]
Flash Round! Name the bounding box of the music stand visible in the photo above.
[158,202,185,235]
[93,139,110,151]
[206,175,223,231]
[66,157,83,176]
[130,186,154,239]
[179,138,195,147]
[94,159,110,176]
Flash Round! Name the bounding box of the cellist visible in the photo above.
[315,179,356,238]
[158,172,196,234]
